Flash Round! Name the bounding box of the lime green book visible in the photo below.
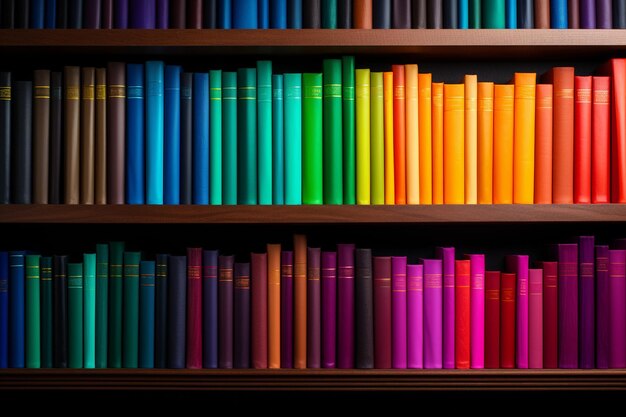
[356,68,371,205]
[257,61,273,205]
[83,253,96,369]
[123,251,141,368]
[210,70,223,205]
[323,59,343,204]
[108,241,124,368]
[284,73,302,205]
[303,73,323,204]
[342,56,356,204]
[25,254,41,368]
[95,244,108,368]
[370,72,384,205]
[68,262,83,369]
[222,72,237,205]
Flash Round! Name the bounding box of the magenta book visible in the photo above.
[391,256,407,369]
[435,247,455,369]
[609,249,626,368]
[321,251,336,368]
[407,264,423,369]
[421,258,442,369]
[466,254,485,369]
[528,268,543,369]
[337,243,355,369]
[595,245,609,368]
[373,256,392,369]
[186,248,203,369]
[557,244,579,369]
[506,255,529,369]
[578,236,595,369]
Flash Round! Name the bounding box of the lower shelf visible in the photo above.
[1,369,625,391]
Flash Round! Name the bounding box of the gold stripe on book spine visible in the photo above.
[594,90,609,104]
[0,87,10,100]
[576,88,592,103]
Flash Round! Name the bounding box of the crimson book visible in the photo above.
[454,260,470,369]
[186,248,202,369]
[485,271,500,369]
[203,250,218,369]
[500,272,516,369]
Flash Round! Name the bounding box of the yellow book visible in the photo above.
[383,72,395,204]
[513,73,536,204]
[464,75,478,204]
[493,84,514,204]
[443,84,465,204]
[432,82,444,204]
[418,73,432,205]
[405,64,419,204]
[370,72,384,204]
[477,82,494,204]
[356,69,371,205]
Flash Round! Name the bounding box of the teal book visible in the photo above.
[95,244,108,368]
[303,73,324,204]
[323,59,343,204]
[272,74,285,205]
[257,61,273,205]
[25,255,41,368]
[123,251,141,368]
[322,0,337,28]
[210,70,223,205]
[237,68,257,205]
[108,241,124,368]
[469,0,481,28]
[40,256,53,368]
[482,0,505,28]
[68,263,83,369]
[83,253,96,369]
[222,72,238,205]
[139,260,155,369]
[342,56,356,204]
[284,73,303,205]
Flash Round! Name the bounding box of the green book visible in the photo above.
[469,0,481,28]
[257,60,273,205]
[237,68,257,205]
[210,70,223,205]
[303,73,323,204]
[272,74,284,205]
[83,253,96,368]
[123,251,141,368]
[482,0,505,28]
[25,254,41,368]
[323,59,343,204]
[68,262,83,369]
[342,56,356,204]
[108,241,124,368]
[284,73,302,205]
[40,256,53,368]
[322,0,337,28]
[370,72,385,205]
[222,72,237,205]
[95,244,108,368]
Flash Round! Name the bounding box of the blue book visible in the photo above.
[126,64,145,205]
[146,61,165,205]
[180,73,193,204]
[459,0,469,28]
[193,73,210,205]
[30,0,45,28]
[9,251,25,368]
[270,0,287,28]
[164,65,182,205]
[258,0,270,27]
[203,250,218,368]
[233,0,258,28]
[0,252,8,368]
[505,0,517,28]
[550,0,567,28]
[139,261,155,369]
[272,74,284,205]
[218,0,232,28]
[288,0,302,28]
[167,256,186,369]
[45,0,57,28]
[209,70,222,205]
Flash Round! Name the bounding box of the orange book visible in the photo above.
[405,64,419,204]
[353,0,373,28]
[443,84,465,204]
[477,82,494,204]
[418,73,432,205]
[535,84,553,204]
[432,82,444,204]
[513,73,536,204]
[294,234,307,369]
[267,243,281,369]
[464,75,478,204]
[392,65,406,204]
[493,84,515,204]
[383,72,395,204]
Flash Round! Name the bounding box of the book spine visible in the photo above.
[45,0,57,28]
[233,0,258,27]
[500,272,516,368]
[391,256,407,368]
[454,260,470,369]
[95,68,107,204]
[25,255,41,368]
[513,73,536,204]
[270,0,287,28]
[83,253,96,369]
[373,256,391,368]
[482,0,505,27]
[40,256,53,368]
[267,244,281,369]
[126,64,145,205]
[53,255,68,368]
[373,0,390,28]
[222,72,237,205]
[405,65,419,204]
[392,0,410,28]
[612,0,625,28]
[257,61,272,205]
[306,248,321,368]
[294,235,307,368]
[384,72,395,204]
[202,250,218,368]
[427,0,442,28]
[595,0,611,27]
[1,0,15,28]
[422,258,442,369]
[355,69,371,205]
[322,252,337,368]
[407,264,423,369]
[595,246,609,368]
[467,254,485,369]
[432,82,444,203]
[353,0,372,27]
[130,0,156,28]
[323,59,343,205]
[337,0,351,27]
[139,261,155,368]
[251,252,269,369]
[106,62,125,204]
[156,0,168,27]
[418,73,432,204]
[493,84,514,204]
[9,251,25,368]
[237,68,257,204]
[558,243,578,368]
[49,72,62,204]
[108,242,124,368]
[259,0,269,27]
[83,0,101,27]
[218,0,232,28]
[535,84,553,203]
[568,0,579,28]
[355,248,374,369]
[303,73,324,205]
[477,82,494,204]
[13,81,32,204]
[592,76,610,203]
[506,255,529,368]
[485,271,500,369]
[202,0,216,28]
[187,0,202,28]
[272,75,284,204]
[392,65,406,204]
[80,67,95,205]
[155,254,168,368]
[164,65,181,205]
[186,248,202,369]
[534,0,549,27]
[412,0,427,28]
[146,61,165,205]
[167,255,186,369]
[505,0,516,28]
[550,0,567,27]
[338,243,355,368]
[574,76,592,203]
[342,56,356,204]
[288,0,302,28]
[518,0,533,27]
[464,75,478,204]
[210,70,223,205]
[281,251,294,368]
[443,0,457,27]
[0,73,10,204]
[68,0,82,28]
[234,262,250,368]
[579,236,595,368]
[529,268,543,369]
[169,0,184,27]
[284,73,302,205]
[322,0,337,27]
[193,72,209,205]
[114,0,128,28]
[579,0,594,28]
[443,84,465,204]
[435,247,454,369]
[68,262,83,368]
[609,249,626,368]
[0,253,6,368]
[218,255,234,368]
[123,252,140,368]
[542,261,558,368]
[33,70,50,204]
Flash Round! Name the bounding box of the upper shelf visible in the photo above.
[2,29,626,59]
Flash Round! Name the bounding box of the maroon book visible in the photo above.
[321,251,337,368]
[186,248,203,369]
[307,248,321,368]
[500,272,516,369]
[251,252,268,369]
[280,251,294,368]
[337,243,355,369]
[541,261,558,369]
[373,256,392,369]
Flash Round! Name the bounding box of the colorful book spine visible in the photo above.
[267,244,281,369]
[108,242,124,368]
[435,247,454,369]
[392,65,406,204]
[384,71,395,204]
[193,72,209,205]
[500,272,516,368]
[459,0,469,28]
[233,0,258,27]
[322,60,343,205]
[373,256,391,368]
[506,255,529,369]
[467,254,484,368]
[478,82,494,204]
[259,0,269,27]
[40,256,52,368]
[322,251,337,368]
[307,248,321,368]
[493,84,514,204]
[218,255,234,369]
[592,76,610,203]
[222,72,237,205]
[68,262,83,368]
[338,243,355,368]
[432,82,444,204]
[126,64,144,204]
[257,61,272,205]
[83,253,96,368]
[272,74,284,204]
[485,271,500,369]
[146,61,164,205]
[203,250,218,368]
[443,84,465,204]
[356,69,371,205]
[574,76,592,204]
[155,254,168,369]
[391,256,407,368]
[407,264,423,369]
[343,56,356,204]
[355,248,374,369]
[9,251,25,368]
[422,258,443,369]
[370,72,384,205]
[294,234,307,368]
[25,255,41,368]
[123,251,140,368]
[529,268,543,369]
[513,73,536,204]
[542,261,558,368]
[595,246,609,368]
[234,262,250,368]
[405,64,419,204]
[303,73,323,205]
[168,255,186,369]
[281,251,294,368]
[535,84,553,204]
[218,0,232,28]
[251,252,269,369]
[164,65,181,205]
[464,74,478,204]
[186,248,202,369]
[579,236,595,368]
[505,0,516,27]
[580,0,595,28]
[419,73,432,204]
[557,243,579,368]
[609,249,626,368]
[454,260,470,369]
[288,0,302,27]
[271,0,287,28]
[53,255,68,368]
[0,253,6,368]
[139,261,155,368]
[284,73,302,205]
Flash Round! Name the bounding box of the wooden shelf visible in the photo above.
[0,204,625,224]
[2,29,626,58]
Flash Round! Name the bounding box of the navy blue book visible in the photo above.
[270,0,287,28]
[0,252,7,368]
[203,0,217,27]
[114,0,128,28]
[442,0,457,28]
[180,73,193,205]
[167,255,186,369]
[164,66,181,205]
[259,0,269,27]
[155,254,168,368]
[373,0,390,28]
[288,0,302,27]
[193,72,209,205]
[45,0,57,27]
[53,255,68,368]
[31,0,45,28]
[203,250,218,368]
[550,0,567,28]
[218,0,232,28]
[9,251,25,368]
[145,61,165,205]
[517,0,533,28]
[233,0,258,27]
[139,261,155,369]
[126,64,145,205]
[68,0,83,28]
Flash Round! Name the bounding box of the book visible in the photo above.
[68,0,82,28]
[251,252,269,368]
[123,251,140,368]
[9,251,25,368]
[464,75,478,204]
[384,71,395,204]
[288,0,302,27]
[0,72,10,204]
[186,248,202,369]
[353,0,372,28]
[435,247,454,369]
[419,73,432,204]
[281,251,294,367]
[442,0,457,27]
[542,261,558,368]
[129,0,155,27]
[1,0,14,28]
[356,248,374,369]
[518,0,533,27]
[210,70,223,205]
[595,246,609,368]
[579,236,595,368]
[168,255,186,369]
[613,0,625,28]
[337,0,351,27]
[391,256,407,368]
[193,72,209,205]
[234,262,250,368]
[284,73,302,205]
[13,81,32,204]
[392,65,406,204]
[139,261,155,368]
[468,0,480,27]
[373,0,390,28]
[405,64,419,204]
[80,67,95,205]
[164,65,181,205]
[95,68,106,204]
[529,268,543,368]
[83,253,96,368]
[203,250,218,368]
[83,0,100,27]
[114,0,128,28]
[257,61,272,205]
[49,71,62,204]
[557,243,578,368]
[272,74,284,204]
[568,0,579,28]
[592,76,610,203]
[493,84,514,204]
[322,0,337,28]
[579,0,594,28]
[222,72,237,205]
[108,242,124,368]
[500,272,516,368]
[443,84,465,204]
[40,257,53,368]
[180,72,193,203]
[270,0,287,28]
[482,0,505,27]
[126,64,145,205]
[535,84,553,203]
[534,0,549,28]
[342,56,356,204]
[25,255,41,368]
[33,70,50,204]
[155,254,167,369]
[412,0,427,28]
[0,253,6,368]
[407,264,423,369]
[31,0,45,28]
[294,234,307,368]
[505,0,516,28]
[323,59,343,205]
[338,243,355,368]
[303,73,323,205]
[303,0,321,28]
[574,76,592,203]
[218,0,232,28]
[53,255,68,368]
[458,0,468,28]
[506,255,529,368]
[322,251,337,368]
[550,0,567,28]
[392,0,410,28]
[513,73,536,204]
[233,0,258,27]
[218,255,234,368]
[373,256,391,368]
[454,260,470,369]
[259,0,269,27]
[421,258,442,369]
[156,0,168,28]
[106,62,125,205]
[467,254,484,369]
[306,248,321,368]
[609,249,626,368]
[485,271,500,369]
[478,82,494,204]
[356,69,371,205]
[169,1,184,28]
[267,244,281,369]
[68,262,83,368]
[427,0,442,28]
[146,61,165,205]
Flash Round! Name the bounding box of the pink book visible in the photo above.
[421,258,443,369]
[391,256,407,368]
[435,247,455,369]
[506,255,529,369]
[186,248,203,369]
[609,249,626,368]
[407,264,423,369]
[466,254,485,369]
[529,268,543,369]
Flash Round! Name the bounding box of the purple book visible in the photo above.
[557,243,578,369]
[391,256,407,369]
[114,0,128,28]
[579,0,595,28]
[337,244,355,369]
[467,254,485,369]
[234,262,250,368]
[218,255,234,369]
[321,251,336,368]
[596,0,612,28]
[528,268,543,369]
[156,0,168,27]
[578,236,595,369]
[102,0,114,28]
[84,0,101,28]
[129,0,156,28]
[407,264,423,369]
[608,249,626,368]
[435,247,455,369]
[595,245,609,369]
[306,247,321,368]
[506,255,529,369]
[421,258,442,369]
[280,251,294,368]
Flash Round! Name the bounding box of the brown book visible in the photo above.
[95,68,107,204]
[187,0,202,28]
[81,67,95,204]
[568,0,579,28]
[354,0,373,28]
[170,0,186,28]
[33,70,50,204]
[534,0,550,28]
[107,62,125,204]
[294,234,307,369]
[64,66,80,204]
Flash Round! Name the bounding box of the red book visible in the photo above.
[485,271,501,369]
[373,256,392,369]
[500,272,516,369]
[574,76,592,203]
[541,261,558,369]
[251,252,268,369]
[454,260,470,369]
[592,76,610,203]
[392,65,406,204]
[186,248,203,369]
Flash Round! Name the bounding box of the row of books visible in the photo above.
[3,0,626,30]
[0,234,623,369]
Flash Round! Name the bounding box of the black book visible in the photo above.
[614,0,626,29]
[411,0,426,28]
[155,254,169,368]
[167,255,186,369]
[53,255,69,368]
[56,0,68,28]
[517,0,533,28]
[0,72,10,204]
[303,0,321,28]
[1,0,15,28]
[180,72,193,205]
[392,0,410,28]
[15,0,28,28]
[355,248,374,369]
[202,0,217,28]
[373,0,390,28]
[68,0,83,28]
[11,81,32,204]
[427,0,442,28]
[49,72,63,204]
[442,0,457,28]
[337,0,351,28]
